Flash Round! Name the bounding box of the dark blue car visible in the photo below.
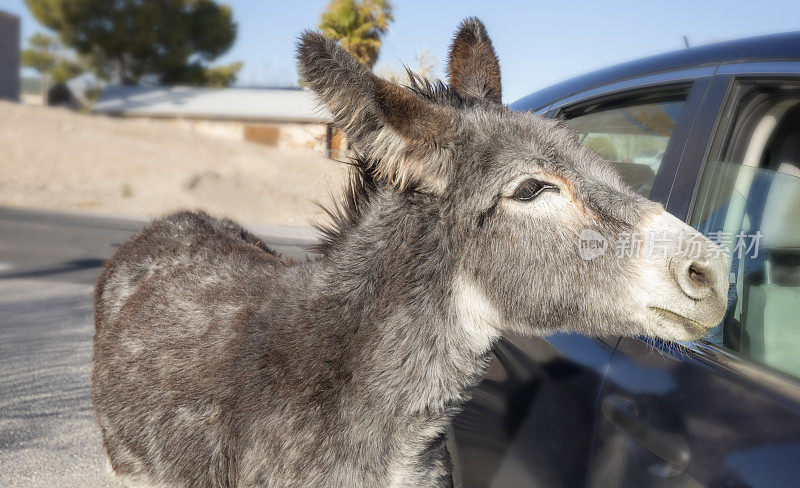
[448,31,800,488]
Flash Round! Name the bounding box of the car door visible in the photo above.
[449,77,708,488]
[588,72,800,488]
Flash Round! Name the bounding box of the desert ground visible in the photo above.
[0,101,349,227]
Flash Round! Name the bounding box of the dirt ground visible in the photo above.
[0,101,350,226]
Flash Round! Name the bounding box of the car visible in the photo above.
[446,30,800,488]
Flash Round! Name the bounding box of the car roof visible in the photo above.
[512,31,800,112]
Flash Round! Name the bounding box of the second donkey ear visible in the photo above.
[297,31,458,193]
[447,18,502,104]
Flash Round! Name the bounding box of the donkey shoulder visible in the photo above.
[95,210,288,329]
[142,210,280,259]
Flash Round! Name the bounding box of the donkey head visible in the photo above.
[298,18,728,342]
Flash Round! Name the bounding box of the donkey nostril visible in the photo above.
[688,264,710,287]
[672,257,718,301]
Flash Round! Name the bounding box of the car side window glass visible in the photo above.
[564,94,687,198]
[690,86,800,379]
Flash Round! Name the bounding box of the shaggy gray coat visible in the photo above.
[91,18,728,488]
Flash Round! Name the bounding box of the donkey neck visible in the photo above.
[310,198,501,416]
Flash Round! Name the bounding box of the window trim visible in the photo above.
[659,75,732,220]
[717,61,800,76]
[547,66,716,112]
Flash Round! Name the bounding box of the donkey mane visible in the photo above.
[405,71,465,108]
[312,154,378,255]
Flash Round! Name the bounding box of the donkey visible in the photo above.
[91,18,728,488]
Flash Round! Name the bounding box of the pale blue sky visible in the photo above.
[2,0,800,102]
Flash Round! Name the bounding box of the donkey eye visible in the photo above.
[511,179,557,202]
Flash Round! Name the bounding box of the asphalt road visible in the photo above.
[0,207,316,487]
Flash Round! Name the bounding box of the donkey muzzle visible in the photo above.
[640,211,729,338]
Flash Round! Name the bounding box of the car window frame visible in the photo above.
[669,68,800,399]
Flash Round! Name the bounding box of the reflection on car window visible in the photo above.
[691,91,800,379]
[566,99,686,198]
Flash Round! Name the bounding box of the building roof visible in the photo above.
[92,85,330,123]
[513,30,800,112]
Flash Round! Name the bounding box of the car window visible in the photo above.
[564,95,687,197]
[690,86,800,379]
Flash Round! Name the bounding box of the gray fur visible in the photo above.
[92,18,728,488]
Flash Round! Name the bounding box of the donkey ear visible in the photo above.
[447,18,502,104]
[297,31,457,192]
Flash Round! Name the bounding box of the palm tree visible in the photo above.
[318,0,393,69]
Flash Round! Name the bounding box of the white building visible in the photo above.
[92,85,346,157]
